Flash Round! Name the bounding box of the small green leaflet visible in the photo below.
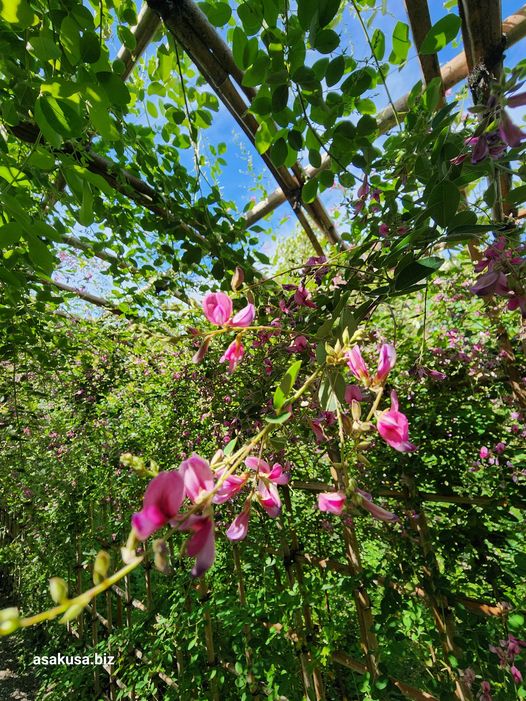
[273,360,302,413]
[419,14,461,55]
[265,412,292,425]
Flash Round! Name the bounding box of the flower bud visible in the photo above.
[93,551,111,585]
[210,449,224,467]
[0,607,20,635]
[60,598,88,623]
[351,400,361,422]
[49,577,68,604]
[153,539,171,574]
[231,266,245,291]
[245,289,255,305]
[192,336,211,364]
[341,414,354,435]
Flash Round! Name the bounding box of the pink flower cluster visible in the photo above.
[131,453,289,576]
[470,237,525,317]
[345,343,396,387]
[194,292,256,372]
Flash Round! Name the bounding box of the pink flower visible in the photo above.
[192,337,211,364]
[479,681,492,701]
[494,442,506,454]
[246,457,289,518]
[131,471,184,540]
[181,515,215,577]
[288,335,310,353]
[212,468,248,504]
[471,271,509,297]
[230,304,256,327]
[294,285,316,308]
[202,292,233,325]
[357,489,398,522]
[309,418,328,442]
[511,665,523,685]
[345,346,370,384]
[499,110,526,147]
[220,338,244,373]
[344,384,363,403]
[226,504,250,541]
[357,175,369,199]
[379,223,389,237]
[202,292,255,327]
[317,491,346,514]
[374,344,396,384]
[179,453,214,503]
[480,446,489,459]
[377,391,416,452]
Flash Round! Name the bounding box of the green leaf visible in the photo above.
[60,16,82,66]
[356,114,377,136]
[117,25,136,52]
[507,184,526,205]
[318,0,340,27]
[238,2,263,35]
[198,2,232,26]
[420,14,461,54]
[326,55,345,86]
[0,0,36,28]
[270,137,288,167]
[271,84,288,112]
[342,68,373,97]
[314,28,339,54]
[302,176,318,204]
[34,97,62,148]
[255,120,274,154]
[97,71,131,107]
[0,223,23,248]
[223,437,238,456]
[390,21,410,65]
[80,31,101,64]
[394,257,443,290]
[265,412,292,425]
[298,0,318,31]
[371,29,385,60]
[78,181,93,226]
[24,232,55,275]
[28,30,62,62]
[273,360,302,412]
[427,180,460,227]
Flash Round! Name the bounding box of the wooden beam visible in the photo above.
[405,0,445,100]
[117,5,162,80]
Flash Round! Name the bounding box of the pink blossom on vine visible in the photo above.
[226,504,250,541]
[309,418,328,442]
[374,344,396,385]
[480,446,489,459]
[182,514,215,577]
[345,346,370,384]
[511,665,523,684]
[317,491,346,515]
[288,335,310,353]
[180,453,214,503]
[230,304,256,327]
[357,175,369,199]
[202,292,255,327]
[212,469,248,504]
[202,292,233,325]
[221,339,244,373]
[379,223,389,237]
[131,471,185,540]
[499,110,526,147]
[479,681,492,701]
[357,489,398,522]
[294,285,316,308]
[470,270,509,297]
[246,457,289,518]
[508,293,526,317]
[494,442,506,454]
[377,391,416,452]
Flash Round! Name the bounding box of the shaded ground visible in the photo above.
[0,573,39,701]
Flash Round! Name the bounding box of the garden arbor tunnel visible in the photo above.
[0,0,526,700]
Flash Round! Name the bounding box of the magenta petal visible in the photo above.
[267,463,289,484]
[317,491,346,515]
[245,457,271,474]
[230,303,255,327]
[374,344,396,384]
[499,110,526,147]
[180,454,214,503]
[184,516,215,577]
[132,505,167,540]
[226,509,250,541]
[359,497,398,522]
[142,471,185,520]
[202,292,233,325]
[345,346,370,383]
[257,481,281,517]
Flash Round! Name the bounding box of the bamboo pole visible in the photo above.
[404,0,445,100]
